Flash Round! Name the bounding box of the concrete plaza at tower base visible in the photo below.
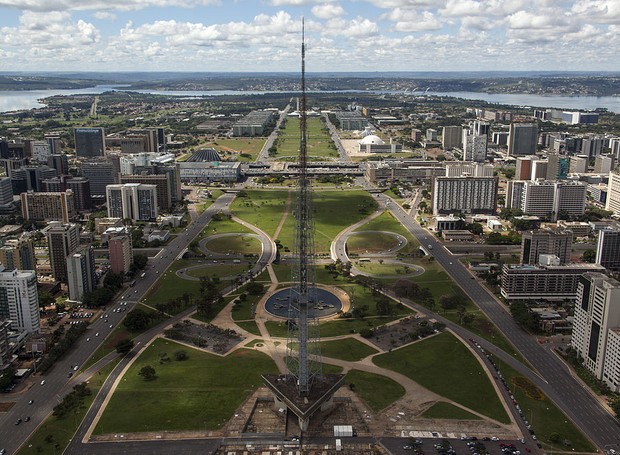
[264,286,344,318]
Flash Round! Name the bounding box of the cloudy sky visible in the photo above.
[0,0,619,72]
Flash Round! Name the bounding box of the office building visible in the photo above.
[472,120,490,137]
[46,223,80,282]
[432,175,498,215]
[515,156,538,180]
[463,133,487,162]
[106,183,158,221]
[67,245,96,302]
[74,127,105,157]
[232,110,274,136]
[0,177,13,206]
[506,180,526,209]
[501,263,605,302]
[109,235,133,275]
[80,161,117,199]
[607,171,620,215]
[0,320,11,368]
[570,155,589,174]
[445,163,493,177]
[571,273,620,392]
[596,229,620,272]
[0,235,36,271]
[20,190,75,223]
[508,123,538,156]
[546,153,569,180]
[581,136,604,157]
[0,266,40,334]
[518,180,586,221]
[521,228,573,265]
[120,174,172,210]
[441,126,462,150]
[47,153,69,175]
[594,155,614,174]
[11,166,57,192]
[42,176,92,212]
[531,160,548,180]
[46,136,62,154]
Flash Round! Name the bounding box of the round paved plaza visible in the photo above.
[265,287,343,319]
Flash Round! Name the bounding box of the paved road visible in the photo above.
[333,193,620,450]
[0,192,271,455]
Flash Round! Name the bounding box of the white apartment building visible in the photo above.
[517,180,586,221]
[106,183,158,221]
[606,170,620,215]
[571,273,620,392]
[433,175,498,215]
[0,266,40,334]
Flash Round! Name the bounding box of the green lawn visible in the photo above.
[234,320,261,336]
[18,360,120,455]
[184,263,251,279]
[345,369,406,412]
[204,234,262,255]
[232,189,377,254]
[355,261,421,277]
[373,332,510,423]
[206,137,265,162]
[347,232,400,254]
[421,401,482,420]
[230,286,264,321]
[352,210,420,253]
[273,117,338,161]
[491,356,595,452]
[203,216,253,236]
[143,260,202,304]
[316,337,379,362]
[94,339,278,433]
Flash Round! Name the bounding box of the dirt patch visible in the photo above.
[0,402,15,412]
[365,314,444,351]
[512,376,545,401]
[164,319,244,354]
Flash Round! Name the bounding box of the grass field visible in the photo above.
[490,356,594,452]
[347,232,401,254]
[355,261,421,277]
[204,234,262,255]
[205,138,265,162]
[352,210,420,253]
[421,401,482,420]
[232,189,377,253]
[94,339,278,433]
[373,332,510,424]
[18,360,120,455]
[316,337,379,362]
[344,369,406,412]
[143,260,202,304]
[273,117,338,161]
[184,263,251,279]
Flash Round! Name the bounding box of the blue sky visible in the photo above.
[0,0,619,72]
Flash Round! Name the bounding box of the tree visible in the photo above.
[123,308,152,332]
[38,290,55,308]
[174,350,188,361]
[103,271,124,290]
[115,338,134,355]
[246,281,264,295]
[133,254,148,269]
[139,365,156,381]
[375,298,392,316]
[582,249,596,263]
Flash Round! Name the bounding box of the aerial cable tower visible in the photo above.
[263,18,344,432]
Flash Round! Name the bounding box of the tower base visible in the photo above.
[262,374,345,431]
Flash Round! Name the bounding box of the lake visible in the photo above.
[1,85,619,113]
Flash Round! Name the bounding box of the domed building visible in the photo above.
[358,134,402,154]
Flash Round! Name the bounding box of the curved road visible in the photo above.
[333,193,620,450]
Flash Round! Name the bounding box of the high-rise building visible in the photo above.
[67,245,96,302]
[546,153,569,180]
[45,136,62,154]
[515,156,538,180]
[0,235,36,271]
[433,175,498,215]
[20,190,75,223]
[74,127,105,158]
[445,163,494,177]
[531,160,548,180]
[506,180,526,209]
[46,223,80,282]
[120,174,172,210]
[571,273,620,392]
[106,183,158,221]
[41,176,92,212]
[80,160,117,199]
[463,133,487,162]
[607,171,620,215]
[0,266,40,334]
[569,155,589,174]
[594,155,614,174]
[11,166,57,192]
[47,153,69,175]
[0,177,13,206]
[596,229,620,272]
[508,123,538,156]
[473,120,490,137]
[109,235,133,275]
[520,228,573,265]
[441,126,462,150]
[519,180,587,221]
[0,320,11,368]
[581,136,604,157]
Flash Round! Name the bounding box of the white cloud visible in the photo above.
[0,0,220,12]
[93,11,117,20]
[311,3,344,19]
[389,10,443,32]
[572,0,620,24]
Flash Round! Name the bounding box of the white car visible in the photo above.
[40,380,45,385]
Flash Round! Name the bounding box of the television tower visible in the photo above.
[263,19,344,432]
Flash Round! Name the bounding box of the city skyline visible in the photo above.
[0,0,619,72]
